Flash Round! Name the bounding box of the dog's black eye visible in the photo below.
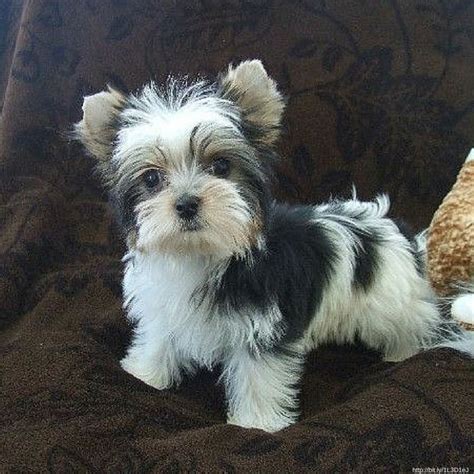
[143,169,162,189]
[211,157,231,178]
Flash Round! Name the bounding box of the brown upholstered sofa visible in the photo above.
[1,1,473,471]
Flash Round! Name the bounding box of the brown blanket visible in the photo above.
[1,1,473,471]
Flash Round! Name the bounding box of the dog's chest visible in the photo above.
[123,253,253,366]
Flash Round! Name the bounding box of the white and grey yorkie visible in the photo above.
[75,60,474,432]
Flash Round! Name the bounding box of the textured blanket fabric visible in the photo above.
[1,1,474,471]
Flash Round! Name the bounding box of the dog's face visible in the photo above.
[75,60,284,258]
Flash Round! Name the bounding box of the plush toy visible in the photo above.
[427,149,474,330]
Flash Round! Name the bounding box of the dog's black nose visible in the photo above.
[175,194,200,220]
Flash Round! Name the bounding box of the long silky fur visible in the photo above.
[74,60,473,433]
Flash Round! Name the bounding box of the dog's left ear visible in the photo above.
[218,60,285,146]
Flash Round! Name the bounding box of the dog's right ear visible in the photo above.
[74,86,125,160]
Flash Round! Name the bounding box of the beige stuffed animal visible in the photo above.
[427,148,474,330]
[427,149,474,330]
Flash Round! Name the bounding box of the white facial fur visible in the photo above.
[114,83,259,257]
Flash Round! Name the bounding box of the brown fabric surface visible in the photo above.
[1,1,474,471]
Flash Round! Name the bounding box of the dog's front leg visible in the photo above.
[120,327,184,390]
[223,345,304,432]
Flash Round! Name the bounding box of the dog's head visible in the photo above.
[75,60,284,258]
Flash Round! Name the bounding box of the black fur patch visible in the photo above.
[393,218,425,275]
[314,200,382,291]
[109,178,141,235]
[209,203,337,347]
[351,227,381,291]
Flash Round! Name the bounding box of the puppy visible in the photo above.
[75,60,472,432]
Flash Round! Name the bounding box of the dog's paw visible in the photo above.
[227,412,295,433]
[120,355,174,390]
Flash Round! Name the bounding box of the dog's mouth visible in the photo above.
[180,219,202,232]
